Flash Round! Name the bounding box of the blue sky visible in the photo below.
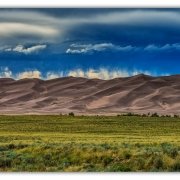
[0,8,180,79]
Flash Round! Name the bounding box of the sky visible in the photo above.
[0,8,180,79]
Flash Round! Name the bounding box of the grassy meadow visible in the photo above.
[0,115,180,172]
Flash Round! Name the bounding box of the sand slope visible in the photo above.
[0,74,180,115]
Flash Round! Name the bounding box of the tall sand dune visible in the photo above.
[0,74,180,115]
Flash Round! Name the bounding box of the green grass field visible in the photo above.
[0,115,180,172]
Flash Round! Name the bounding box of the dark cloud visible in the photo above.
[0,8,180,78]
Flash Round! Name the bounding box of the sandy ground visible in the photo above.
[0,74,180,115]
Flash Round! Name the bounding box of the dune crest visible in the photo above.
[0,74,180,115]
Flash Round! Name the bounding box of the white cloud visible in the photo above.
[68,69,86,77]
[0,11,59,25]
[0,68,42,79]
[66,42,180,54]
[66,43,134,54]
[46,72,64,80]
[91,10,180,25]
[0,23,58,38]
[0,67,12,78]
[1,9,180,27]
[66,43,113,54]
[144,44,161,51]
[67,68,152,79]
[66,48,86,54]
[144,43,180,51]
[17,70,42,79]
[5,44,47,54]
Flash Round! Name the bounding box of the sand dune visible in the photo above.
[0,74,180,115]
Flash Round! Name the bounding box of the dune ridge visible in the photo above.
[0,74,180,115]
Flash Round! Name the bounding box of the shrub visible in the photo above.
[101,143,111,150]
[0,146,8,151]
[161,143,178,158]
[123,151,132,159]
[8,143,15,149]
[16,144,28,149]
[82,163,96,172]
[153,157,163,169]
[22,155,36,164]
[44,154,51,161]
[68,112,75,116]
[142,114,147,117]
[171,162,180,171]
[151,112,159,117]
[107,163,131,172]
[103,156,113,166]
[136,157,145,170]
[126,112,134,116]
[169,148,178,158]
[0,158,12,168]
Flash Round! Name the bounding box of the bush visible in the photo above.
[101,143,111,150]
[153,157,163,169]
[171,162,180,171]
[169,148,178,158]
[16,144,28,149]
[0,158,12,168]
[8,143,15,149]
[161,143,178,158]
[123,151,131,159]
[68,112,75,116]
[151,112,159,117]
[0,146,8,151]
[107,163,131,172]
[126,112,134,116]
[103,156,113,166]
[136,157,145,170]
[82,163,96,172]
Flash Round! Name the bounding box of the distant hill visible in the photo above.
[0,74,180,115]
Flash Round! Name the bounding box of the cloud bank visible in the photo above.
[1,9,180,54]
[5,44,47,54]
[0,67,168,80]
[66,43,134,54]
[0,23,58,38]
[3,42,180,55]
[67,68,153,79]
[144,43,180,51]
[0,9,179,77]
[66,42,180,54]
[2,9,180,46]
[18,70,42,79]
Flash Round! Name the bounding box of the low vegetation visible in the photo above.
[0,115,180,172]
